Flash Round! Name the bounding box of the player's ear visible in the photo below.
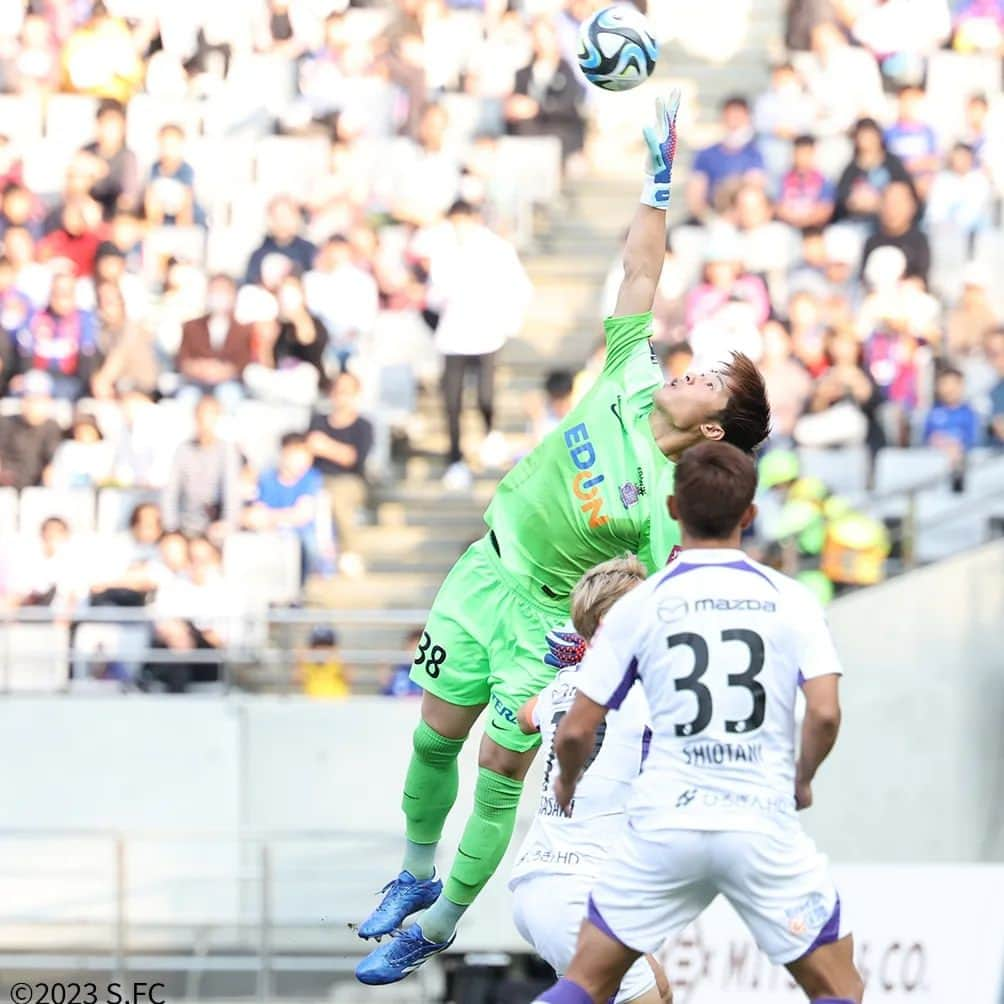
[699,421,725,442]
[739,502,757,530]
[667,494,679,520]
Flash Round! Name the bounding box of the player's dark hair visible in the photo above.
[718,352,771,454]
[673,442,757,540]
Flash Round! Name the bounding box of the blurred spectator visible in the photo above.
[13,14,60,94]
[46,412,114,489]
[506,18,586,165]
[83,99,141,220]
[13,272,99,399]
[61,2,144,102]
[0,371,61,488]
[298,626,350,698]
[162,394,241,537]
[245,432,332,580]
[90,281,159,398]
[422,200,531,489]
[776,135,837,231]
[4,226,49,308]
[686,96,766,222]
[684,236,771,330]
[145,124,203,228]
[987,328,1004,446]
[883,85,940,196]
[788,290,829,377]
[925,143,993,247]
[924,367,981,477]
[113,390,172,488]
[662,343,695,380]
[307,371,373,577]
[245,196,316,285]
[727,183,798,297]
[759,320,813,444]
[952,0,1004,52]
[146,535,233,693]
[380,103,462,226]
[37,200,103,277]
[10,516,88,608]
[851,0,951,86]
[753,62,816,178]
[797,23,884,134]
[525,369,574,446]
[834,118,913,228]
[785,0,842,51]
[303,234,379,368]
[176,274,251,408]
[946,263,999,358]
[244,274,327,406]
[960,92,990,165]
[861,181,930,283]
[89,502,164,605]
[795,326,885,451]
[1,183,41,241]
[380,627,424,697]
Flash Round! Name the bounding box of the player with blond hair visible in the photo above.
[510,555,670,1004]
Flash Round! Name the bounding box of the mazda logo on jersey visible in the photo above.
[564,422,610,529]
[658,597,689,623]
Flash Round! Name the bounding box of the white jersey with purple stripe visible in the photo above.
[576,548,843,836]
[509,665,650,888]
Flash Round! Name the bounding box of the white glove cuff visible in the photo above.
[641,176,670,210]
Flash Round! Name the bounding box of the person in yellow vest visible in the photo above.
[298,626,350,699]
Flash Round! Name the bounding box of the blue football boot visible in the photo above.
[357,870,442,940]
[355,923,454,985]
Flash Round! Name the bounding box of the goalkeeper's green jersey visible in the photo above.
[484,312,680,601]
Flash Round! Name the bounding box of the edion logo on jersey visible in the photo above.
[564,423,609,529]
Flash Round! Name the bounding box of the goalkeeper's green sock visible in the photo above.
[420,768,523,942]
[400,721,466,880]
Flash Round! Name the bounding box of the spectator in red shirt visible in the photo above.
[37,201,103,277]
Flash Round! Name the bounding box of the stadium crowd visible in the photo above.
[0,0,1001,690]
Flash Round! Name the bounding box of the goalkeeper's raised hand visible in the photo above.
[641,89,681,210]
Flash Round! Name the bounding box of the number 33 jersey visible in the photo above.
[509,665,650,889]
[576,548,844,836]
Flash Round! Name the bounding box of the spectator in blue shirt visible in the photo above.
[686,96,766,222]
[244,432,333,581]
[883,85,940,197]
[145,124,204,227]
[380,628,425,697]
[924,368,981,477]
[245,196,317,286]
[986,328,1004,447]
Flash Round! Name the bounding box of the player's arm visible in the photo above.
[796,674,842,810]
[793,589,845,810]
[612,91,680,319]
[517,695,540,736]
[553,691,608,812]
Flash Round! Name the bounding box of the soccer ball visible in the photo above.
[577,4,658,92]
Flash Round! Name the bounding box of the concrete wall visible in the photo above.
[0,542,1001,945]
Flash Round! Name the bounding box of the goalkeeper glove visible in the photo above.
[641,89,681,210]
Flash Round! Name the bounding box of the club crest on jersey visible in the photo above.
[619,482,640,509]
[564,422,609,529]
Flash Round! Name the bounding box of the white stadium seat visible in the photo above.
[797,446,870,497]
[223,532,301,608]
[913,490,991,564]
[0,623,69,693]
[18,488,97,537]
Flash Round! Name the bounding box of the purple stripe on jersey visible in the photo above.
[806,896,841,956]
[657,559,778,592]
[812,999,856,1003]
[587,894,629,948]
[605,656,638,710]
[797,670,806,687]
[534,978,593,1004]
[641,726,652,765]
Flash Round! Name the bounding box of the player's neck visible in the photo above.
[680,533,744,551]
[648,410,696,461]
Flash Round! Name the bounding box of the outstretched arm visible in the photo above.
[613,91,680,318]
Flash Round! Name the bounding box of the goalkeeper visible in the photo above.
[355,91,771,986]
